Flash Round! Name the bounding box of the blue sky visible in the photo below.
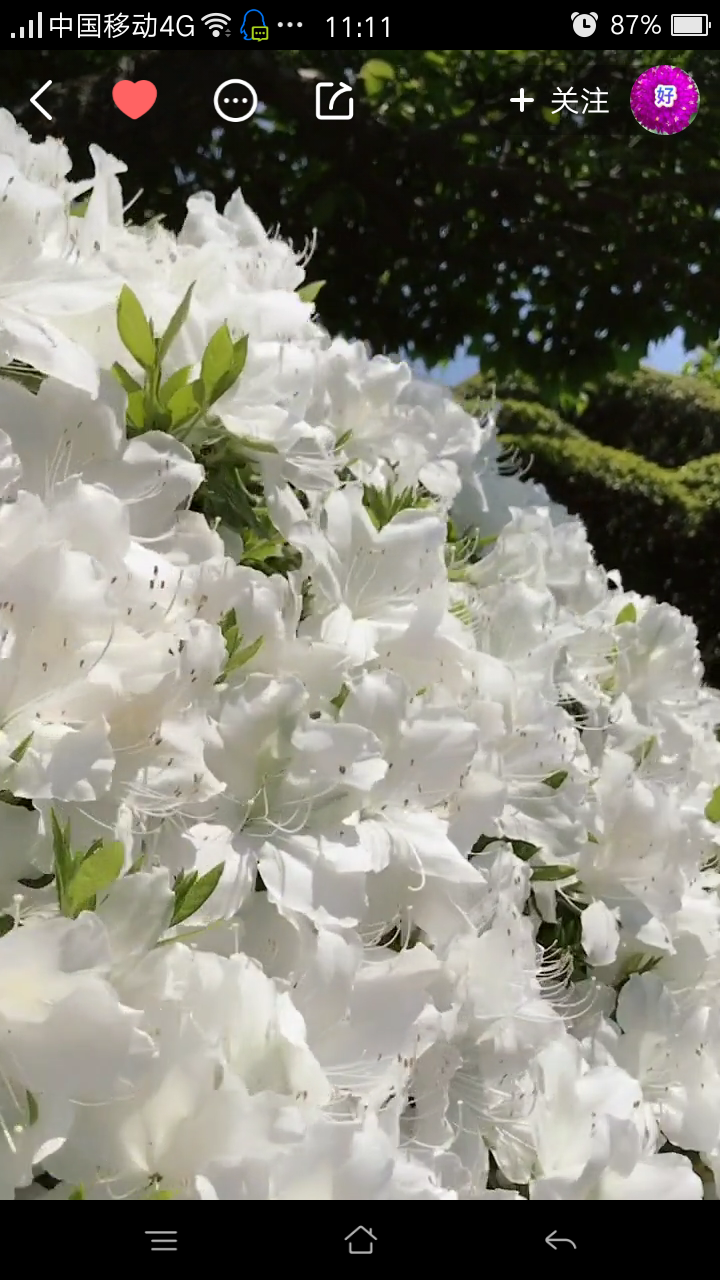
[419,327,689,386]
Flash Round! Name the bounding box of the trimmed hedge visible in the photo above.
[571,369,720,468]
[678,453,720,506]
[461,366,720,468]
[482,398,578,440]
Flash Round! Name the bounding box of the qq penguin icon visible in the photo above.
[572,12,598,35]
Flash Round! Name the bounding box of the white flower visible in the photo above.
[0,914,152,1101]
[289,485,449,666]
[0,108,719,1199]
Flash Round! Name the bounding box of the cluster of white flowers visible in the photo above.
[1,109,720,1202]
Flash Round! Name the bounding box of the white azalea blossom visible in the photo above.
[0,113,717,1202]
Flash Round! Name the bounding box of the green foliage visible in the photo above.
[117,285,156,369]
[358,59,396,96]
[9,733,33,763]
[65,841,124,916]
[633,736,656,766]
[217,609,264,683]
[682,339,720,388]
[110,283,296,562]
[114,286,250,448]
[542,771,568,790]
[457,379,578,438]
[536,899,588,983]
[0,361,45,394]
[705,787,720,823]
[577,370,720,468]
[200,326,248,403]
[297,281,325,304]
[158,283,195,361]
[615,603,637,624]
[170,862,225,927]
[11,48,720,384]
[363,483,430,530]
[26,1091,39,1127]
[51,811,124,917]
[531,864,578,882]
[472,836,540,862]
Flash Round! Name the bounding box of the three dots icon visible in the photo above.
[213,79,259,122]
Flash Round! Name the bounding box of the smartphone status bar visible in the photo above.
[6,10,716,49]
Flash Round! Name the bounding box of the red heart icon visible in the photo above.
[112,80,157,119]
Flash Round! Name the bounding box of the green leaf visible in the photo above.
[223,635,263,680]
[66,841,124,915]
[542,771,568,790]
[26,1090,38,1127]
[220,607,238,637]
[117,285,156,370]
[335,428,353,450]
[510,840,540,861]
[126,390,146,430]
[201,325,234,398]
[532,864,578,882]
[9,732,33,764]
[111,362,143,395]
[240,537,281,564]
[167,382,202,426]
[705,786,720,823]
[17,872,54,887]
[68,1186,85,1200]
[360,59,395,80]
[612,341,646,378]
[209,334,249,403]
[330,684,349,711]
[146,1190,177,1200]
[634,736,656,765]
[159,365,192,406]
[297,280,326,304]
[615,602,637,625]
[158,283,195,362]
[0,916,13,938]
[170,861,224,927]
[51,809,74,912]
[229,435,278,455]
[359,60,395,94]
[78,838,104,864]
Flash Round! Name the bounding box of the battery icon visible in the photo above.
[671,14,711,34]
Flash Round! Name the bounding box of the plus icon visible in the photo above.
[510,88,535,112]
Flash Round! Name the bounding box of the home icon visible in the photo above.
[345,1226,377,1255]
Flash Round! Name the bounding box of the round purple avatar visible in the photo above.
[630,65,699,135]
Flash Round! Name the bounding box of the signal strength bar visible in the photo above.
[145,1232,178,1253]
[11,11,42,37]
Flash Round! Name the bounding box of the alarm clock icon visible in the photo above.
[571,11,598,35]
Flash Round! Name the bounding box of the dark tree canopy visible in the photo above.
[4,47,720,387]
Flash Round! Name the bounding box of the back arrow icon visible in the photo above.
[30,80,53,121]
[546,1232,576,1251]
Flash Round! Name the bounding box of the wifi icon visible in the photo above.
[202,12,231,35]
